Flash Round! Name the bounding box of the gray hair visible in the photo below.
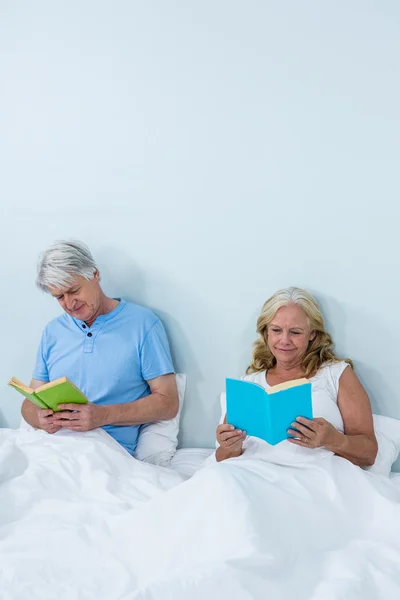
[36,240,98,292]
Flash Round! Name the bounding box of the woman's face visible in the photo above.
[266,304,316,369]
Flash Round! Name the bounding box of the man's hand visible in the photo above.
[53,403,107,431]
[21,380,62,433]
[36,408,61,434]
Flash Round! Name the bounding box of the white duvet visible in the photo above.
[1,428,400,600]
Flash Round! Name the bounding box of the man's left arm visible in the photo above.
[102,373,179,425]
[55,373,178,431]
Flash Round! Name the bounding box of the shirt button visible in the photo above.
[87,332,92,337]
[82,324,86,329]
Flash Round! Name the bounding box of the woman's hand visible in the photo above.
[287,417,341,449]
[216,423,246,462]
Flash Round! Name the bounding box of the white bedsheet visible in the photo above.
[170,447,213,478]
[1,428,400,599]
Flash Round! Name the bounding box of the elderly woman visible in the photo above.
[216,287,378,467]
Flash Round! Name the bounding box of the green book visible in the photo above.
[8,376,88,411]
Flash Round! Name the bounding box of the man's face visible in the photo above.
[49,273,101,323]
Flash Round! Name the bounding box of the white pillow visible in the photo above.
[219,393,400,475]
[134,373,187,467]
[365,414,400,477]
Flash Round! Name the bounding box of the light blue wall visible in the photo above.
[1,2,400,454]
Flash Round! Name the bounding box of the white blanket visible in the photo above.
[1,429,400,600]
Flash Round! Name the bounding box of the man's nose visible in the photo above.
[64,296,74,310]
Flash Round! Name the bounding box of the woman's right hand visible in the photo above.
[216,423,246,461]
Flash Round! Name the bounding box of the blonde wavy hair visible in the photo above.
[247,287,352,378]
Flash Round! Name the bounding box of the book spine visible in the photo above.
[32,392,50,409]
[264,391,273,444]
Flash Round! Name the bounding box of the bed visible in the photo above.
[170,446,214,477]
[2,422,400,600]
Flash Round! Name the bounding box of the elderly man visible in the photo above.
[22,240,178,455]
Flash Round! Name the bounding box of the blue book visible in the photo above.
[226,377,313,445]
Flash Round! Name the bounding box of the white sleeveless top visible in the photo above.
[242,361,349,433]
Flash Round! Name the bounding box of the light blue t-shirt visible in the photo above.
[33,300,175,454]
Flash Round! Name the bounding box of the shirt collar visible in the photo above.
[72,298,126,329]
